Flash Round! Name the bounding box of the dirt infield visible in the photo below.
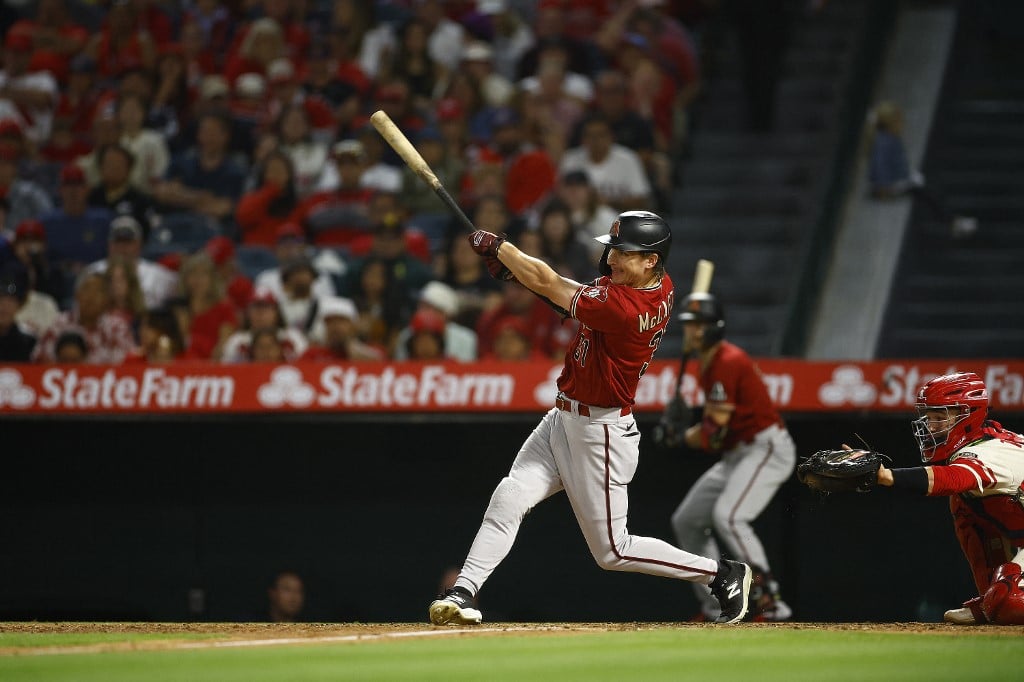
[0,621,1020,656]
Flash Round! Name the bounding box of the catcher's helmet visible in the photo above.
[594,211,672,275]
[912,372,989,463]
[677,292,725,347]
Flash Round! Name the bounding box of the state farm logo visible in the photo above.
[257,366,316,408]
[819,365,876,406]
[0,369,35,409]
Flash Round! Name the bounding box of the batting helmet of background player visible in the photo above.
[677,292,725,349]
[912,372,990,463]
[594,211,672,276]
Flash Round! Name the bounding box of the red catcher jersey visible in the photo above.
[700,340,781,448]
[557,275,674,407]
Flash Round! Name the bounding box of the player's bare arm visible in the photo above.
[496,241,581,311]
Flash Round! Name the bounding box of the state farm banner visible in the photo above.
[1,360,1023,415]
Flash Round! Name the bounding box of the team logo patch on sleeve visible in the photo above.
[581,286,608,302]
[708,381,728,402]
[949,451,978,463]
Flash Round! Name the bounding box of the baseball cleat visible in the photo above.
[429,587,483,625]
[943,597,986,625]
[709,559,752,624]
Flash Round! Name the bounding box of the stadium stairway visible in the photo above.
[875,2,1024,359]
[664,0,872,357]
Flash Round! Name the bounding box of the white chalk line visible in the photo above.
[8,626,565,657]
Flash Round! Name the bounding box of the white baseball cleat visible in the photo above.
[429,588,483,625]
[943,596,985,625]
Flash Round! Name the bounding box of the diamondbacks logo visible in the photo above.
[707,381,727,403]
[581,286,608,302]
[609,220,620,238]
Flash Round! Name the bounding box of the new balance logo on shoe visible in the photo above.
[727,584,741,599]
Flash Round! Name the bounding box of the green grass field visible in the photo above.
[0,624,1020,682]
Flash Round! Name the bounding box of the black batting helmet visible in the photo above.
[677,292,725,347]
[594,211,672,275]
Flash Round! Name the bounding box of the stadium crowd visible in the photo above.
[0,0,706,364]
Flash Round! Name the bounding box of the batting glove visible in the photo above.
[468,230,505,258]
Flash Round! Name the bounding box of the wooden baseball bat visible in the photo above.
[370,110,476,233]
[691,258,714,294]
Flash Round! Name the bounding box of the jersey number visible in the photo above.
[639,330,664,378]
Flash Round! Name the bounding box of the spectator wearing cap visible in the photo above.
[117,92,170,194]
[155,111,248,231]
[85,215,178,310]
[435,96,469,160]
[252,222,340,306]
[32,270,136,364]
[484,314,544,361]
[275,254,325,333]
[0,264,38,361]
[341,197,434,295]
[302,295,383,361]
[404,307,448,360]
[559,114,651,211]
[236,150,301,247]
[55,53,101,147]
[176,251,238,360]
[476,279,576,361]
[393,280,477,361]
[460,40,514,109]
[7,2,89,66]
[8,222,61,336]
[84,0,157,79]
[556,168,618,256]
[39,164,113,289]
[0,29,60,147]
[223,17,289,86]
[221,289,309,363]
[301,38,363,114]
[87,143,157,239]
[0,142,54,230]
[264,57,334,138]
[290,139,373,248]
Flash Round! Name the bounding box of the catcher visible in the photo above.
[800,372,1024,625]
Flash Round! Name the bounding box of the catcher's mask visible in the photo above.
[594,211,672,276]
[677,292,725,348]
[912,372,989,462]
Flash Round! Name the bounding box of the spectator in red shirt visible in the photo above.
[290,139,374,248]
[301,295,384,362]
[475,280,575,360]
[236,149,300,247]
[224,17,288,86]
[487,107,557,216]
[126,306,186,363]
[176,251,238,360]
[86,0,157,79]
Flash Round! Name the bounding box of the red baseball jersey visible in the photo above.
[699,340,781,448]
[557,275,675,407]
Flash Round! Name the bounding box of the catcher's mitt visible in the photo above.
[796,449,888,494]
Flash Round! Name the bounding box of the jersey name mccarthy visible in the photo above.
[700,341,781,448]
[557,274,674,408]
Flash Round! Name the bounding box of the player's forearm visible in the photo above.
[498,242,578,310]
[877,465,933,494]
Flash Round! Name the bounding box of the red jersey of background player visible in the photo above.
[557,275,674,408]
[698,341,781,450]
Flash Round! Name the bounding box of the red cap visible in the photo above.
[0,118,22,138]
[205,235,235,266]
[59,163,86,185]
[410,308,447,335]
[436,97,464,122]
[14,219,46,242]
[275,222,306,243]
[158,252,183,272]
[227,275,254,309]
[248,288,278,306]
[494,315,530,339]
[4,31,33,53]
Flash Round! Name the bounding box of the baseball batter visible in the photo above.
[669,293,796,621]
[429,211,753,625]
[873,372,1024,625]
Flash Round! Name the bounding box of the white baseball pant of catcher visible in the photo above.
[454,401,718,598]
[670,423,796,616]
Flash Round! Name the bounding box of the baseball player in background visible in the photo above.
[429,211,754,626]
[872,372,1024,625]
[669,293,796,621]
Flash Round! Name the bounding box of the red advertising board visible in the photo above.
[1,360,1023,415]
